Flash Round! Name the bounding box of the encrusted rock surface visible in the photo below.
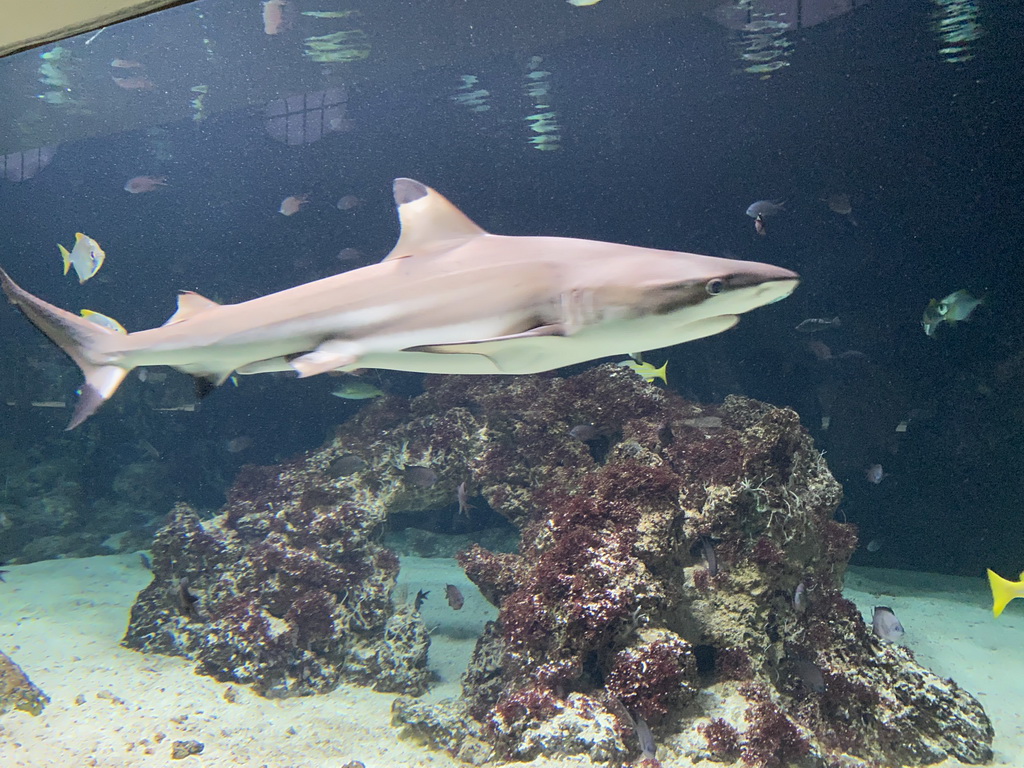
[0,649,48,717]
[125,365,993,765]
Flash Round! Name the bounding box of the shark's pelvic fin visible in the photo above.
[289,340,360,378]
[70,365,129,430]
[192,372,233,400]
[0,267,131,430]
[164,291,222,326]
[382,178,487,262]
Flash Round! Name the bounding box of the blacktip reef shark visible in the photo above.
[1,178,799,430]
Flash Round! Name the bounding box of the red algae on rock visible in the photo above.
[390,366,993,766]
[120,363,992,765]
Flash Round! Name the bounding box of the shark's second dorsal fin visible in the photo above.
[163,291,221,326]
[382,178,487,262]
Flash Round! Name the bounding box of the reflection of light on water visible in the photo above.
[524,56,560,151]
[932,0,983,63]
[730,1,794,76]
[739,15,793,75]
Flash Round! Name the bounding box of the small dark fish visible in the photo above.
[176,577,200,620]
[0,569,8,582]
[793,581,807,612]
[414,589,430,611]
[754,213,767,237]
[139,553,152,570]
[403,465,438,488]
[789,659,825,693]
[701,536,718,577]
[634,715,657,760]
[872,606,905,643]
[795,317,841,333]
[445,584,465,610]
[327,454,367,477]
[569,423,601,442]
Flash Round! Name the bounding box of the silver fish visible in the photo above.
[795,316,841,333]
[872,606,905,643]
[746,199,786,218]
[2,178,798,430]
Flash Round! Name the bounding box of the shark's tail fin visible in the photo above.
[0,268,129,429]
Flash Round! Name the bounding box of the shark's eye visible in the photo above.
[705,278,725,296]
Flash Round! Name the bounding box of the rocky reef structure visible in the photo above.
[0,649,48,717]
[125,365,993,766]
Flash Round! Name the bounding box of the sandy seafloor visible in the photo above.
[0,554,1021,768]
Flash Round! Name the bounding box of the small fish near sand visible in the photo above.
[58,232,106,284]
[617,359,668,384]
[124,175,167,194]
[986,568,1024,617]
[795,317,841,333]
[413,589,430,611]
[445,584,465,610]
[871,606,905,643]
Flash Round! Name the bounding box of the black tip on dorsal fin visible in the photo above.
[393,178,428,206]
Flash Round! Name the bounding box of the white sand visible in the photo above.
[0,555,1020,767]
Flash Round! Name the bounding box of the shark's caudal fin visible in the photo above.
[0,268,128,430]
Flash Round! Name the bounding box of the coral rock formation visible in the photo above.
[125,364,992,765]
[0,649,48,717]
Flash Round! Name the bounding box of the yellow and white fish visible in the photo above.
[58,233,106,284]
[80,309,126,334]
[617,359,668,385]
[987,568,1024,617]
[567,0,602,5]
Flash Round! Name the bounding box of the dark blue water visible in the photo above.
[0,0,1020,574]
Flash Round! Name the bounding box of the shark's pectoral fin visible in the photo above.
[289,340,360,378]
[405,324,568,355]
[675,315,740,342]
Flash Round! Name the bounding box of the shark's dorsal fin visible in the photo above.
[382,178,486,262]
[163,291,221,326]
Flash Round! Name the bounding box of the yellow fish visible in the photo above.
[617,359,668,385]
[567,0,602,5]
[58,232,106,284]
[986,568,1024,617]
[80,309,127,334]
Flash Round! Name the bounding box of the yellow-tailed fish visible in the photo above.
[617,359,668,385]
[987,568,1024,617]
[59,232,106,284]
[80,309,126,334]
[567,0,602,5]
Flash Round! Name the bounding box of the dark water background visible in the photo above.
[1,0,1022,575]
